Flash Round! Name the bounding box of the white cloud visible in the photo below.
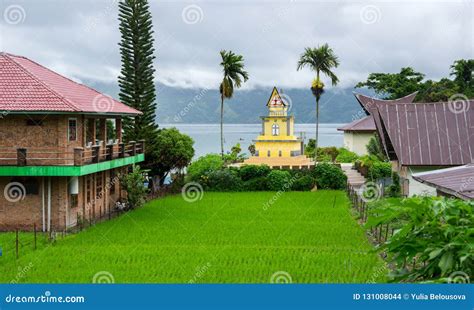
[1,0,472,90]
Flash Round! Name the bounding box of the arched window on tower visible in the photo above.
[272,123,280,136]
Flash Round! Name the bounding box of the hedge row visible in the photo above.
[186,154,347,192]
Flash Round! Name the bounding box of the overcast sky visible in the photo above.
[0,0,473,90]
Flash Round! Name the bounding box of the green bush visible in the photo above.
[368,162,392,180]
[291,175,315,191]
[386,171,401,197]
[336,148,359,163]
[120,165,148,208]
[267,170,292,191]
[207,169,243,191]
[312,163,347,190]
[243,176,269,191]
[317,146,339,162]
[366,196,473,282]
[187,154,223,182]
[239,165,271,181]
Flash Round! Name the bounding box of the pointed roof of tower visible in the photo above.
[266,87,286,107]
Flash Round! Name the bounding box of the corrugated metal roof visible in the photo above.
[354,93,474,166]
[337,115,376,132]
[354,92,418,114]
[413,165,474,200]
[0,52,142,115]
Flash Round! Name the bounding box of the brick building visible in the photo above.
[0,52,145,231]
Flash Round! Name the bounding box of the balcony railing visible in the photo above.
[0,140,145,166]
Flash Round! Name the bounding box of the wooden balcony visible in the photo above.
[0,140,145,167]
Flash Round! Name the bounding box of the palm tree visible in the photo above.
[297,44,339,160]
[219,50,249,158]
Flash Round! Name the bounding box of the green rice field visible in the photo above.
[0,191,386,283]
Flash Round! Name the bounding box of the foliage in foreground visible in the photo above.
[0,192,385,283]
[366,197,473,282]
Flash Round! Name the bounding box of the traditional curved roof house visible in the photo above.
[0,52,144,231]
[338,92,418,156]
[354,91,474,196]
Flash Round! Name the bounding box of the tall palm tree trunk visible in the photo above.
[315,96,319,161]
[220,94,225,158]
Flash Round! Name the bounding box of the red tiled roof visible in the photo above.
[357,94,474,166]
[337,115,376,132]
[0,52,141,115]
[413,165,474,200]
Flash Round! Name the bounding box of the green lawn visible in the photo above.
[0,191,386,283]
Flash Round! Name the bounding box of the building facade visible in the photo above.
[0,53,144,231]
[354,92,474,197]
[244,88,313,169]
[337,116,376,156]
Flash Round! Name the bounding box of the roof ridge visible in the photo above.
[3,53,80,111]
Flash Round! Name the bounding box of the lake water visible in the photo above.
[162,123,344,158]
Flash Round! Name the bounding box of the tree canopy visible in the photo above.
[356,59,474,101]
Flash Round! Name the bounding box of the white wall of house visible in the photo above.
[343,132,374,156]
[405,167,438,196]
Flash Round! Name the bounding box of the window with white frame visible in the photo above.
[272,123,279,136]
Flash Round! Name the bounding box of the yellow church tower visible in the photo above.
[244,87,314,169]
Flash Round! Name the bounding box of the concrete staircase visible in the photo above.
[340,163,366,188]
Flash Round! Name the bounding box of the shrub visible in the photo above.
[266,170,292,191]
[120,165,148,208]
[366,135,386,161]
[312,163,347,190]
[187,154,223,182]
[366,196,473,282]
[239,165,271,181]
[336,148,359,163]
[206,169,243,191]
[243,176,269,191]
[368,161,392,180]
[386,171,401,197]
[317,146,339,162]
[291,175,315,191]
